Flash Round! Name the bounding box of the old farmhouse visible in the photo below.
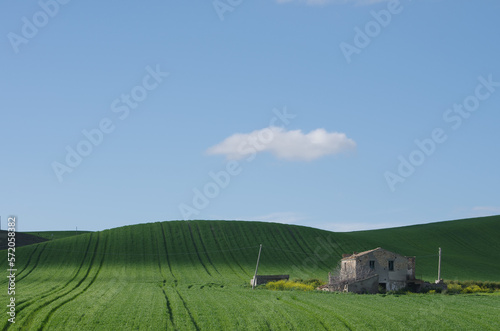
[325,247,416,293]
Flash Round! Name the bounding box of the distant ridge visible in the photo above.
[7,214,500,282]
[0,230,48,250]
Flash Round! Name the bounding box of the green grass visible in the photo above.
[1,215,499,330]
[265,280,316,291]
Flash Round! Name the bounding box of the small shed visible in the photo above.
[250,275,289,287]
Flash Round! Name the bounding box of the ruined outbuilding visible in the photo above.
[250,275,289,287]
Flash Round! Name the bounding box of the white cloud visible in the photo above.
[206,126,356,161]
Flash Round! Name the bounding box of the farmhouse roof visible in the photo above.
[342,247,383,260]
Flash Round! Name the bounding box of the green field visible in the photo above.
[1,216,500,330]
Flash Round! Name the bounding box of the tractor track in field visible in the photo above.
[230,290,297,330]
[12,234,104,330]
[16,244,47,282]
[39,233,107,330]
[0,244,40,291]
[286,226,310,255]
[174,288,200,331]
[161,287,176,329]
[194,223,221,276]
[267,227,301,266]
[274,225,315,263]
[155,224,176,329]
[225,222,256,264]
[15,244,40,277]
[14,234,95,314]
[186,222,211,277]
[280,297,330,331]
[290,296,354,331]
[287,227,336,270]
[209,225,248,279]
[216,224,251,276]
[262,302,295,330]
[160,223,176,279]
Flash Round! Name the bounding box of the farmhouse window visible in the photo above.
[388,261,394,271]
[369,260,375,269]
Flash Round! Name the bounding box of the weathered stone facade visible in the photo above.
[329,247,416,293]
[346,274,379,294]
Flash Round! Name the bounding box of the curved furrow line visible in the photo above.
[174,222,210,279]
[230,290,297,330]
[291,296,355,331]
[209,224,248,279]
[226,222,257,263]
[242,223,290,267]
[14,234,95,313]
[274,225,316,265]
[186,222,211,277]
[280,298,330,331]
[161,287,176,329]
[14,245,39,278]
[218,223,252,276]
[15,234,101,330]
[285,226,310,255]
[154,224,175,329]
[265,227,301,267]
[435,304,492,330]
[287,226,337,270]
[302,227,345,260]
[445,231,485,256]
[174,289,200,331]
[0,245,40,290]
[194,223,221,276]
[319,233,344,262]
[159,222,176,279]
[39,233,108,330]
[16,243,47,282]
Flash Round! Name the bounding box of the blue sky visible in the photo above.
[1,0,499,232]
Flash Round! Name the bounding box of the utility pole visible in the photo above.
[437,247,442,282]
[252,244,263,290]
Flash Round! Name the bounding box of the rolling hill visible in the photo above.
[1,215,499,330]
[24,231,92,241]
[0,231,48,250]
